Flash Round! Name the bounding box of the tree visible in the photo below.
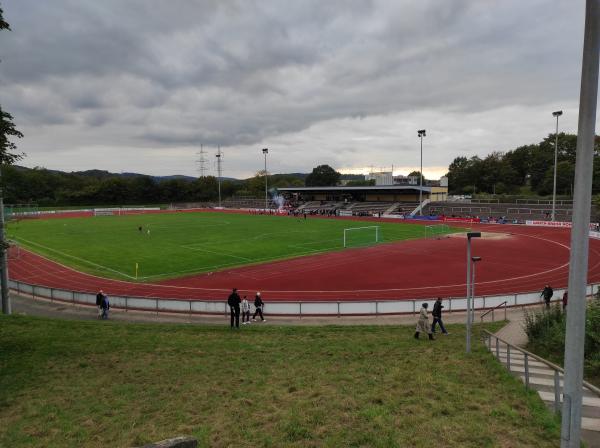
[0,6,23,314]
[0,8,23,164]
[305,165,341,187]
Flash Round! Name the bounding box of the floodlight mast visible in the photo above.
[263,148,269,211]
[417,130,426,215]
[552,110,563,221]
[216,147,222,208]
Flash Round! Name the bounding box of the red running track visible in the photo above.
[10,221,600,302]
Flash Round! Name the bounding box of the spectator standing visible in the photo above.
[95,290,105,319]
[227,288,241,329]
[562,291,568,311]
[241,295,251,325]
[101,294,110,320]
[414,303,434,340]
[431,297,449,335]
[253,292,266,322]
[541,285,554,309]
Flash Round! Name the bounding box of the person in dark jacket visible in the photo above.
[95,290,105,319]
[541,285,554,309]
[252,292,266,322]
[227,288,241,328]
[101,294,110,320]
[431,297,449,335]
[562,291,568,311]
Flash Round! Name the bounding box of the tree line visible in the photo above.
[1,167,313,206]
[447,133,600,196]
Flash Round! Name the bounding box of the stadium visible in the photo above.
[7,203,600,316]
[4,2,600,447]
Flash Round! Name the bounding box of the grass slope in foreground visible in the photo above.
[0,316,559,447]
[8,212,459,281]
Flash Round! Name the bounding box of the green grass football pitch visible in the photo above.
[8,212,459,281]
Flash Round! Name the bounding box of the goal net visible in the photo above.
[424,224,450,239]
[343,226,380,248]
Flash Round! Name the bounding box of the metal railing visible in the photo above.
[10,278,598,318]
[482,330,600,415]
[480,301,507,323]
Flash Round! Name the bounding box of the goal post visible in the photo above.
[343,226,380,248]
[424,224,450,239]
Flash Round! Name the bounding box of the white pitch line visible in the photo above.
[14,237,136,280]
[180,245,253,262]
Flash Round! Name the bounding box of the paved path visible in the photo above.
[11,292,528,327]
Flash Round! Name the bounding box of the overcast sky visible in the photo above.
[0,0,592,179]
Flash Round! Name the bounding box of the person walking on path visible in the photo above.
[227,288,241,329]
[541,285,554,309]
[253,292,266,322]
[100,294,110,320]
[431,297,449,335]
[95,290,105,319]
[241,295,251,325]
[414,303,434,340]
[562,291,568,311]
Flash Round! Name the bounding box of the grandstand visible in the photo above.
[424,201,577,222]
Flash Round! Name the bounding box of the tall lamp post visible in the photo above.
[552,110,563,221]
[262,148,269,211]
[471,256,482,324]
[417,129,426,215]
[466,231,481,353]
[216,147,222,208]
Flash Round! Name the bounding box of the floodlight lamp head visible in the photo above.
[467,232,481,239]
[552,110,563,117]
[471,256,482,262]
[262,148,269,154]
[417,129,426,137]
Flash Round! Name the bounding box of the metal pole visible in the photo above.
[471,261,476,324]
[264,152,268,211]
[0,168,10,315]
[561,1,600,445]
[216,147,222,208]
[466,237,472,353]
[419,135,423,215]
[552,113,560,221]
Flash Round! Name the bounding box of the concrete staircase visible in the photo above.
[485,331,600,446]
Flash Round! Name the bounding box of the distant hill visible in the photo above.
[14,166,308,183]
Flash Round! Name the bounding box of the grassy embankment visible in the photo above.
[0,315,559,447]
[525,300,600,386]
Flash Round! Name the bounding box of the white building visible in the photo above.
[365,171,393,186]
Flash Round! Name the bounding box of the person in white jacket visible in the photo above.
[241,296,251,325]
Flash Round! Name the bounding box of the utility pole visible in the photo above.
[196,144,208,178]
[561,1,600,446]
[216,147,222,208]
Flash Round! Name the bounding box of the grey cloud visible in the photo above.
[0,0,589,176]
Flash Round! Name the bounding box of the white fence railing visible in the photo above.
[10,279,598,317]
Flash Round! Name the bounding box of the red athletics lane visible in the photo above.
[10,220,600,301]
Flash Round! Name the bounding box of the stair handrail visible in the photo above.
[480,301,508,323]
